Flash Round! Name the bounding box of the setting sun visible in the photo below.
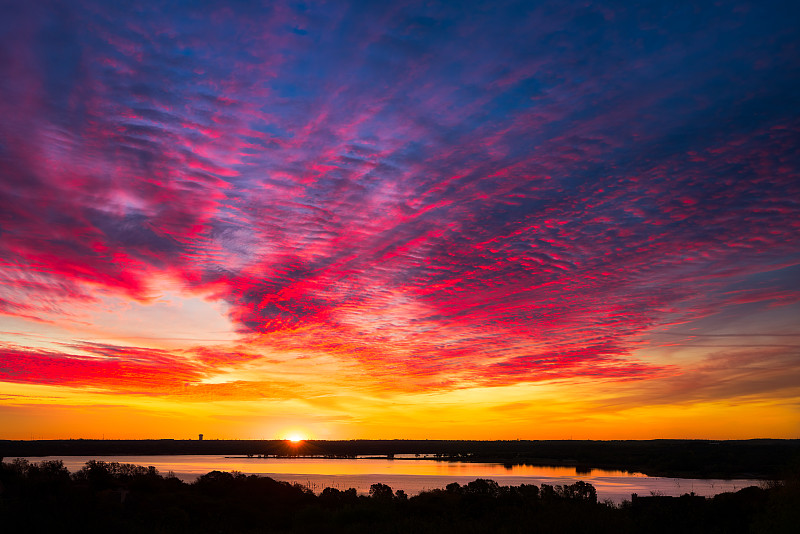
[286,433,305,444]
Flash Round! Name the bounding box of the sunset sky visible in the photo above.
[1,0,798,440]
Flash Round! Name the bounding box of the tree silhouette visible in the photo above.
[560,480,598,503]
[369,482,394,500]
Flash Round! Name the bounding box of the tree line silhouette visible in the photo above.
[0,458,796,533]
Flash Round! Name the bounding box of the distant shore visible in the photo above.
[3,439,798,480]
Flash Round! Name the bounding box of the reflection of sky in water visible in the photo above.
[12,455,762,503]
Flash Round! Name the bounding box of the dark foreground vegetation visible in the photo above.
[3,439,798,479]
[1,459,797,533]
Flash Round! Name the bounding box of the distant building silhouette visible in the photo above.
[199,434,203,441]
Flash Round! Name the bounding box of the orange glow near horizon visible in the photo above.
[0,375,798,440]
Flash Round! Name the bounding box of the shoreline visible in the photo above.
[3,439,796,481]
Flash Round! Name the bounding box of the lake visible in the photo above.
[9,455,763,503]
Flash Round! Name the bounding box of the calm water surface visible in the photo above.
[12,455,763,503]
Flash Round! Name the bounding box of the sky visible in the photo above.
[0,0,798,441]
